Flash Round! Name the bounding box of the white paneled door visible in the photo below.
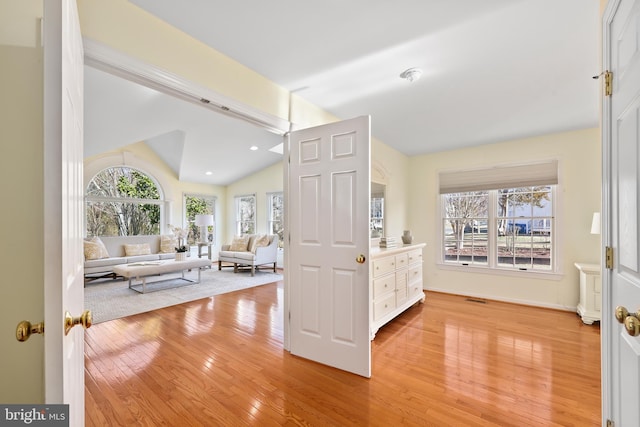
[288,116,371,378]
[43,0,86,424]
[603,0,640,425]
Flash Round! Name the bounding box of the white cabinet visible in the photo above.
[575,262,601,324]
[370,243,426,339]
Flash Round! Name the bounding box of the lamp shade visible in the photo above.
[590,212,600,235]
[195,214,214,227]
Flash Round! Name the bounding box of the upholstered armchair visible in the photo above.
[218,234,278,276]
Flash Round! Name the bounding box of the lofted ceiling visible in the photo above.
[84,0,601,185]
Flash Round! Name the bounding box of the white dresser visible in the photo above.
[575,262,601,324]
[370,243,426,339]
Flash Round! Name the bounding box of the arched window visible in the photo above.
[86,167,163,237]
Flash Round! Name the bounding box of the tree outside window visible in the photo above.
[443,186,553,271]
[267,192,284,248]
[235,194,256,235]
[184,194,216,245]
[86,167,161,236]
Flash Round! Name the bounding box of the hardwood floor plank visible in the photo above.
[85,284,600,426]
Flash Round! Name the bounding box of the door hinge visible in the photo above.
[595,71,613,96]
[606,246,614,270]
[605,71,613,96]
[606,419,614,427]
[288,311,291,321]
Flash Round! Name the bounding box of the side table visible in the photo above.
[197,242,212,268]
[575,262,601,324]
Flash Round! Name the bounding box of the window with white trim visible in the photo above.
[267,192,284,248]
[86,167,163,237]
[235,194,256,235]
[184,194,216,245]
[440,161,557,272]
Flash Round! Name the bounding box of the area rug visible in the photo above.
[85,268,283,323]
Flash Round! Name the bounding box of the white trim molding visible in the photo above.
[83,38,290,137]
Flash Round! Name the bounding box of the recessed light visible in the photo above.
[250,146,258,151]
[205,171,212,175]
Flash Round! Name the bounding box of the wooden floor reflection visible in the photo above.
[85,282,601,426]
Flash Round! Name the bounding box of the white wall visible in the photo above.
[408,128,601,310]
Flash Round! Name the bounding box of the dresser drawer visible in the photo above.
[407,249,423,265]
[408,282,424,300]
[373,293,396,320]
[395,253,408,270]
[373,275,395,299]
[408,264,422,285]
[372,256,396,277]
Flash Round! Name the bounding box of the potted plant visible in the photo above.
[169,224,190,261]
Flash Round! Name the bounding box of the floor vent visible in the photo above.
[465,298,487,304]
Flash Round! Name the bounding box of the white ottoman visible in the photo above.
[113,258,212,293]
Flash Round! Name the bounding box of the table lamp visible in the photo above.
[195,214,214,243]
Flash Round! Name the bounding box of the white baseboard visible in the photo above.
[424,286,577,312]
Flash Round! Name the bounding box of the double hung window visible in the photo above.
[267,192,284,247]
[235,194,256,235]
[440,161,557,272]
[184,194,216,245]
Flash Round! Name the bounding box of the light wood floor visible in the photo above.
[85,281,601,426]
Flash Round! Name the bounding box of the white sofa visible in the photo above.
[84,235,186,281]
[218,234,278,276]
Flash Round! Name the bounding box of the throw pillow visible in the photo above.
[251,235,270,253]
[124,243,152,256]
[229,235,250,252]
[160,234,178,253]
[84,236,110,260]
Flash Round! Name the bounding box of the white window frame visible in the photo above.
[235,194,256,235]
[85,166,165,237]
[267,192,283,246]
[437,161,561,279]
[183,193,217,245]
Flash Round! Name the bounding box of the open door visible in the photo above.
[602,0,640,425]
[43,0,86,423]
[287,116,371,378]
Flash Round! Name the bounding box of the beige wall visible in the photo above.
[408,128,601,309]
[0,0,45,403]
[224,162,283,243]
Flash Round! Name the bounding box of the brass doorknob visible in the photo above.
[64,310,92,336]
[625,316,640,337]
[16,320,45,342]
[615,306,640,323]
[615,306,629,323]
[614,306,640,337]
[356,254,366,264]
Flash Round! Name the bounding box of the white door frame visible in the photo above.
[600,0,615,422]
[83,39,289,137]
